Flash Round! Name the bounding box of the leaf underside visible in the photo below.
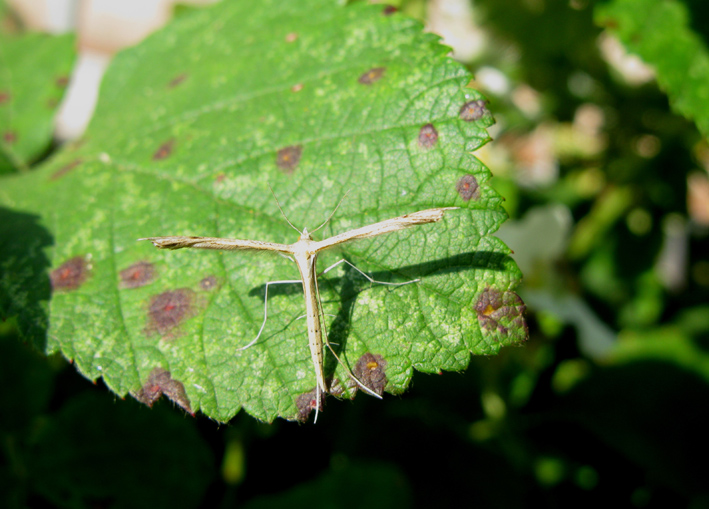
[0,0,527,422]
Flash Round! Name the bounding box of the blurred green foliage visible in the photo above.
[0,31,75,173]
[1,0,709,507]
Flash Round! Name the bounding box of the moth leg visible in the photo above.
[318,260,417,399]
[237,279,302,351]
[323,340,383,400]
[321,258,420,286]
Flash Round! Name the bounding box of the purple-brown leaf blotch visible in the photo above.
[456,174,480,201]
[459,100,489,122]
[120,261,156,289]
[168,73,188,88]
[276,145,302,173]
[296,387,323,422]
[51,256,89,292]
[353,353,388,396]
[3,131,17,144]
[132,367,193,414]
[152,139,175,161]
[474,288,529,342]
[418,123,439,149]
[147,289,195,335]
[358,67,385,85]
[199,275,219,291]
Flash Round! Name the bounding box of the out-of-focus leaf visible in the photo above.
[243,460,412,509]
[596,0,709,139]
[612,306,709,383]
[0,0,526,422]
[0,32,75,172]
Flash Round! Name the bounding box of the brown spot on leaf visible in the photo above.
[358,67,385,85]
[200,275,218,291]
[459,100,489,121]
[132,367,193,414]
[3,131,17,144]
[285,32,298,43]
[50,158,83,180]
[382,5,398,15]
[474,288,529,341]
[328,377,345,397]
[152,139,175,160]
[0,91,10,104]
[353,353,387,396]
[276,145,302,173]
[296,387,323,422]
[147,288,194,335]
[291,83,303,92]
[120,261,156,289]
[55,75,69,88]
[418,123,438,149]
[456,174,480,201]
[51,256,89,292]
[168,73,188,88]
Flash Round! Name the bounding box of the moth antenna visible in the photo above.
[268,184,301,234]
[311,189,350,234]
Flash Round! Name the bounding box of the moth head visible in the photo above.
[299,227,312,241]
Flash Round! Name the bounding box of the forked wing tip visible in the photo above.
[137,237,167,248]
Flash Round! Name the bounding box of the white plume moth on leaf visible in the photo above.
[141,197,457,422]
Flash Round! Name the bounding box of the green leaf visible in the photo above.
[596,0,709,139]
[0,0,527,422]
[0,31,76,173]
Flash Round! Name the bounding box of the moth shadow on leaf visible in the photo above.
[246,250,513,383]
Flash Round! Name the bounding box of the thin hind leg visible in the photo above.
[321,258,420,286]
[319,258,419,398]
[237,279,302,351]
